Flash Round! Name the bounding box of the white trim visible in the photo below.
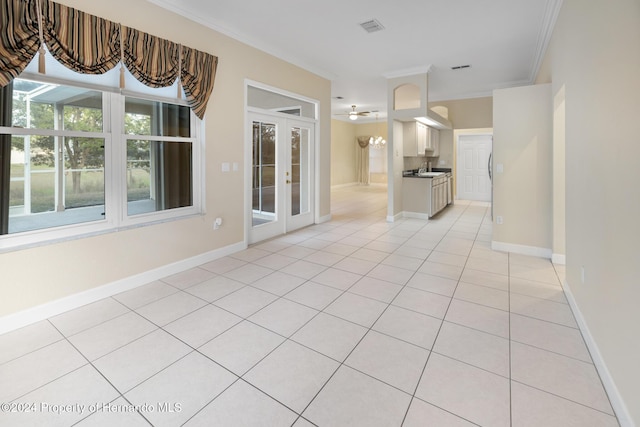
[382,65,433,79]
[244,80,320,245]
[246,79,321,118]
[147,0,337,81]
[316,213,332,224]
[562,280,635,427]
[529,0,564,84]
[386,212,404,223]
[0,241,246,336]
[491,240,552,259]
[402,211,430,221]
[552,253,566,265]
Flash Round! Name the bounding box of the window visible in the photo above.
[0,78,202,248]
[124,98,193,216]
[252,121,276,225]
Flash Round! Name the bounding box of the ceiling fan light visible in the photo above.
[349,113,357,121]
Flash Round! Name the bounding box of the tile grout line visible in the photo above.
[549,261,622,424]
[45,318,156,427]
[6,200,564,426]
[293,206,472,424]
[508,241,513,426]
[398,201,482,426]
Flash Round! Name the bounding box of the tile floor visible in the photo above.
[0,185,620,426]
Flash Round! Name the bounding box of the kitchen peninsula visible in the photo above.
[402,169,452,218]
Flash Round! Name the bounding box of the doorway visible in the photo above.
[457,134,492,201]
[248,112,315,244]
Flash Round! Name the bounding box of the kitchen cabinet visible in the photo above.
[402,175,449,218]
[403,121,428,157]
[430,128,440,157]
[404,121,440,157]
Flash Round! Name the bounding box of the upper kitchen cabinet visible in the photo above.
[403,121,428,157]
[430,128,440,157]
[403,122,440,157]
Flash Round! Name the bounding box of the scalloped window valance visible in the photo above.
[0,0,217,119]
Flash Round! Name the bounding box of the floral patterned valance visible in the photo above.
[0,0,218,119]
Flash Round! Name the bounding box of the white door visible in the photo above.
[249,112,315,243]
[457,134,492,201]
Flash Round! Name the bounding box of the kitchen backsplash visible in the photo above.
[404,155,450,171]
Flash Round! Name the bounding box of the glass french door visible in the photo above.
[249,112,314,243]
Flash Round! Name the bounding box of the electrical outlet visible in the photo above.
[496,216,503,225]
[213,217,222,230]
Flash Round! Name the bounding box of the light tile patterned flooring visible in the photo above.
[0,185,620,426]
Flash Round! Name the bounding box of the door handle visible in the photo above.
[488,153,492,181]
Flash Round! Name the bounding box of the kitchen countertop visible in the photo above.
[403,169,451,178]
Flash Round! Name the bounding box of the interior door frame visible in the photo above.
[244,81,319,245]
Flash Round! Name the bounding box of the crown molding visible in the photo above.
[146,0,337,80]
[382,65,433,80]
[529,0,564,83]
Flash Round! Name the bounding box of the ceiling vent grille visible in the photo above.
[360,19,385,33]
[451,64,471,70]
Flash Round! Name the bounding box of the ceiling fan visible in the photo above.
[339,105,370,121]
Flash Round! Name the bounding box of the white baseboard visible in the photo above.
[0,241,246,335]
[402,211,430,221]
[386,212,404,223]
[317,213,332,224]
[562,280,635,427]
[552,253,566,265]
[491,240,552,259]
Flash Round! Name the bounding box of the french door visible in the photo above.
[249,112,315,244]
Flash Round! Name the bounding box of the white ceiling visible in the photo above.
[149,0,562,122]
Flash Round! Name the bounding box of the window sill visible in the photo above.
[0,211,205,254]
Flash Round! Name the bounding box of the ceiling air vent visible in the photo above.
[360,19,385,33]
[451,64,471,70]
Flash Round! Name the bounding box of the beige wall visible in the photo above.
[330,120,389,187]
[0,0,331,318]
[540,0,640,423]
[552,86,566,259]
[429,97,493,130]
[330,119,357,186]
[493,84,552,252]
